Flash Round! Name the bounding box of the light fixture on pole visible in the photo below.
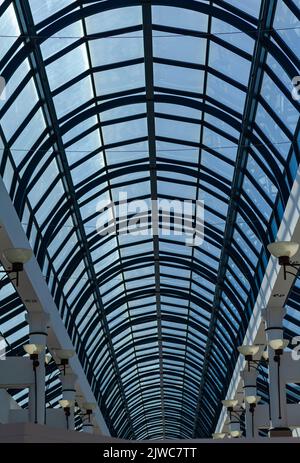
[59,399,74,430]
[238,345,260,370]
[222,399,238,418]
[268,338,289,420]
[23,344,45,424]
[268,339,289,353]
[239,343,268,423]
[23,343,45,361]
[222,397,246,438]
[1,248,33,286]
[54,349,75,375]
[245,395,261,438]
[222,399,238,410]
[267,241,300,280]
[239,345,270,421]
[222,399,240,423]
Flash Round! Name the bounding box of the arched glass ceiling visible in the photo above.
[0,0,299,439]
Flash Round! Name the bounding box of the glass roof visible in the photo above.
[0,0,299,439]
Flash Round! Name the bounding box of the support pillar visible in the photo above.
[240,368,259,438]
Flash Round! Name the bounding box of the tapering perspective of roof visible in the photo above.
[0,0,299,439]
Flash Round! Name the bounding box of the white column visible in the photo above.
[240,368,259,438]
[26,311,48,425]
[262,307,291,437]
[61,370,77,431]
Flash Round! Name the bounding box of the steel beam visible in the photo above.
[193,0,278,436]
[141,0,166,438]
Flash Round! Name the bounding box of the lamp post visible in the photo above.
[268,339,289,422]
[245,395,261,438]
[23,343,45,424]
[262,306,292,437]
[221,399,238,420]
[25,311,48,425]
[239,364,259,438]
[60,371,77,431]
[238,343,271,433]
[222,399,243,438]
[59,399,74,430]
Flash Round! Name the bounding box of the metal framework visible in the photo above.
[0,0,299,439]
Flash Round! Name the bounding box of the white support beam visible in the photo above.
[216,164,300,433]
[0,358,33,387]
[0,177,110,436]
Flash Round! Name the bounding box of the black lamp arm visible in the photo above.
[282,262,300,280]
[0,269,19,286]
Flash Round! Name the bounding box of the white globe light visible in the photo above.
[23,344,45,355]
[268,339,289,351]
[238,345,259,357]
[55,349,75,360]
[267,241,299,258]
[222,399,238,408]
[245,395,261,405]
[59,399,74,409]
